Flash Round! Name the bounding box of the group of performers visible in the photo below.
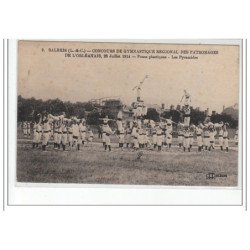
[114,116,234,153]
[25,114,94,151]
[21,89,238,153]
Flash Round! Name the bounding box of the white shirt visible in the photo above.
[132,127,137,136]
[156,127,162,136]
[43,122,51,132]
[72,124,80,136]
[105,126,113,135]
[218,129,223,136]
[117,111,123,119]
[79,123,86,132]
[223,131,228,138]
[102,124,110,133]
[196,128,202,135]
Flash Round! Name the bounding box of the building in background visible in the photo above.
[222,103,239,120]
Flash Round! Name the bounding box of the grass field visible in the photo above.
[16,129,238,186]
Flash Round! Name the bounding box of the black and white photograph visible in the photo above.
[1,1,250,249]
[16,40,240,186]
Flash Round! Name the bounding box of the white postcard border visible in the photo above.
[8,39,243,205]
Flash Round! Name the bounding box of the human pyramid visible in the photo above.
[22,87,237,153]
[100,89,236,153]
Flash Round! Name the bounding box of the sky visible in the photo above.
[18,41,240,113]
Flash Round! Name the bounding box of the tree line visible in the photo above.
[18,95,238,128]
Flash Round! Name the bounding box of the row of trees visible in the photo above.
[18,95,118,126]
[18,95,95,120]
[18,95,238,128]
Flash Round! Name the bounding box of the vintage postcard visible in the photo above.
[15,40,241,189]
